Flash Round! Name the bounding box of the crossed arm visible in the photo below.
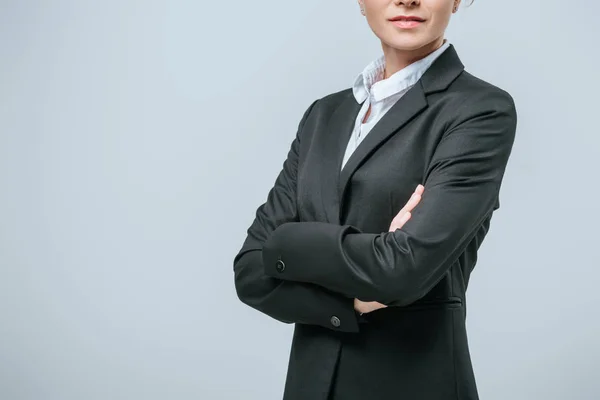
[260,90,517,306]
[233,99,363,333]
[235,89,516,329]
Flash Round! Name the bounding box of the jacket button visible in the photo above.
[275,259,285,273]
[330,316,341,327]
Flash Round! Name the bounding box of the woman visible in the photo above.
[233,0,516,399]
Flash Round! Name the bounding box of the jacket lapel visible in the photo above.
[319,92,362,224]
[337,84,427,202]
[336,44,465,222]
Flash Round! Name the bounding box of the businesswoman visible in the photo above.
[233,0,517,399]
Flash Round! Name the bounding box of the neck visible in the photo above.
[381,37,445,79]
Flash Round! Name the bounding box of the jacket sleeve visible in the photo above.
[233,99,361,333]
[261,90,518,306]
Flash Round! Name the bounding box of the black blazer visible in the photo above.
[233,44,517,400]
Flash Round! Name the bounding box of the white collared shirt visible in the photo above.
[340,40,451,171]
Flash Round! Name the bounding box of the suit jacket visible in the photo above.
[233,44,517,400]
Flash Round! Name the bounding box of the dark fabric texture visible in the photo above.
[233,44,517,400]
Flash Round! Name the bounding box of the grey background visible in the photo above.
[1,0,598,399]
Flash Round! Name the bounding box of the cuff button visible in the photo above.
[330,316,341,327]
[275,259,286,273]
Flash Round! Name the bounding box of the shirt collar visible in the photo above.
[352,40,451,103]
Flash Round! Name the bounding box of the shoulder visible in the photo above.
[450,70,516,114]
[296,87,353,129]
[432,69,517,133]
[310,87,353,113]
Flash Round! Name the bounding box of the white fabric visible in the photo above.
[340,40,451,171]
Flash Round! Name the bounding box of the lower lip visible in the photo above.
[390,20,424,29]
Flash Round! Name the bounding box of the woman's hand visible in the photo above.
[388,184,424,232]
[353,184,425,315]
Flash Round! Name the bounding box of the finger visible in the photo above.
[406,192,422,210]
[390,210,411,231]
[390,211,411,231]
[398,211,411,226]
[398,193,421,215]
[370,302,388,312]
[364,301,385,313]
[394,186,424,218]
[390,185,424,230]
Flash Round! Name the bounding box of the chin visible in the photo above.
[383,37,429,52]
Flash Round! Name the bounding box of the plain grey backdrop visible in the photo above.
[1,0,598,399]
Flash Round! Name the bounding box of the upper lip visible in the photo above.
[389,15,425,22]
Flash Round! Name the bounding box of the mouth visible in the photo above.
[389,15,426,22]
[388,16,426,29]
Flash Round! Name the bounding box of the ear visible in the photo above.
[453,0,462,12]
[358,0,366,15]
